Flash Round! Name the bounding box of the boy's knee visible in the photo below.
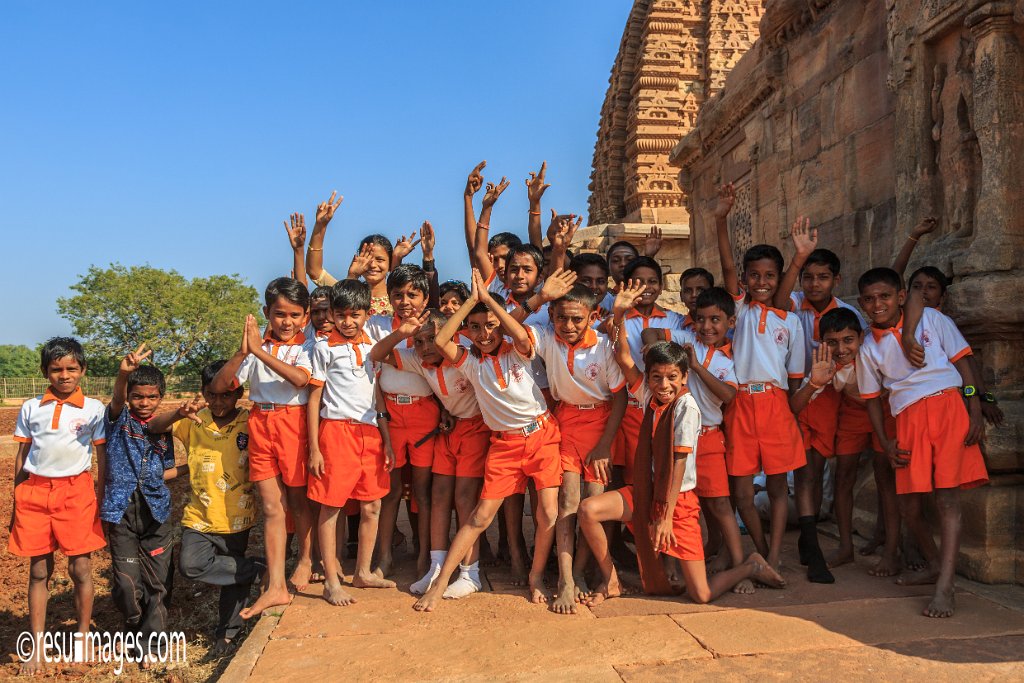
[732,489,755,509]
[708,497,732,516]
[558,488,581,516]
[361,500,382,519]
[578,497,598,523]
[687,585,712,605]
[29,561,53,584]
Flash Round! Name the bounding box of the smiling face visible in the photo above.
[551,301,597,346]
[647,362,687,405]
[389,282,427,320]
[362,244,391,286]
[800,263,838,307]
[490,245,512,285]
[330,307,369,339]
[127,384,162,421]
[607,246,638,283]
[412,323,444,366]
[439,291,465,317]
[909,273,945,309]
[264,296,307,342]
[681,275,712,311]
[44,355,85,399]
[310,298,333,335]
[858,282,905,329]
[576,264,609,301]
[822,327,862,366]
[466,310,504,355]
[630,266,662,310]
[692,304,734,348]
[201,384,243,419]
[742,258,780,304]
[506,253,540,297]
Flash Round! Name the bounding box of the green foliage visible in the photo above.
[57,264,262,376]
[0,345,40,377]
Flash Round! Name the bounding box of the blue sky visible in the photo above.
[0,1,629,347]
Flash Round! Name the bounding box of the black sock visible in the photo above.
[799,515,835,584]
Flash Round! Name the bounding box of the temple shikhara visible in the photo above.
[588,0,1023,584]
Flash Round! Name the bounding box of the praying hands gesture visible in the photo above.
[244,315,264,352]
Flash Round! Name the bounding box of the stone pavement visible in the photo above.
[224,529,1024,682]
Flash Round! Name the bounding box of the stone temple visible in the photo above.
[588,0,1023,584]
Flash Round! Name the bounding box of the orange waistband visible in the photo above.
[25,471,92,487]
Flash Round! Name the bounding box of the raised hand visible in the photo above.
[466,161,486,198]
[681,343,699,370]
[482,177,510,208]
[420,221,436,258]
[349,242,374,278]
[540,268,578,302]
[393,230,422,262]
[177,394,207,425]
[713,183,736,219]
[470,268,487,304]
[809,342,836,388]
[245,314,264,351]
[791,216,817,257]
[525,161,550,205]
[911,216,938,239]
[613,279,647,317]
[643,225,663,257]
[397,310,431,337]
[284,213,306,250]
[550,215,581,252]
[120,343,152,374]
[315,191,343,228]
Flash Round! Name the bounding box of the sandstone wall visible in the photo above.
[671,0,1024,584]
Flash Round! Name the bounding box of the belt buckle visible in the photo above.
[747,383,766,394]
[522,420,542,436]
[257,402,276,411]
[396,395,413,405]
[577,404,596,411]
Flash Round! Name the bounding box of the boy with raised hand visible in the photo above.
[413,269,562,612]
[463,161,522,299]
[210,277,316,618]
[598,226,663,311]
[713,183,805,576]
[525,161,551,250]
[10,338,106,675]
[285,212,307,286]
[305,190,343,286]
[305,286,334,340]
[856,268,987,618]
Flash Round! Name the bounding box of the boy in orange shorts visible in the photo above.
[366,264,439,577]
[413,269,561,612]
[210,276,316,617]
[370,309,491,599]
[857,267,987,618]
[10,337,106,674]
[580,338,785,605]
[713,184,805,574]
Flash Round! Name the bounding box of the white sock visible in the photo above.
[443,563,482,600]
[410,551,446,595]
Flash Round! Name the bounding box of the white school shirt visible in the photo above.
[857,307,972,416]
[633,384,701,493]
[623,305,687,371]
[528,324,626,406]
[14,388,106,478]
[452,342,547,431]
[504,298,551,390]
[485,270,510,298]
[790,292,867,370]
[730,291,805,387]
[235,331,314,405]
[394,347,481,419]
[365,315,434,397]
[661,328,737,427]
[308,330,377,424]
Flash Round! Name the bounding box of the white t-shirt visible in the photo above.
[662,328,737,427]
[529,324,625,406]
[633,385,701,493]
[731,291,805,387]
[394,348,480,419]
[14,388,106,478]
[623,306,687,371]
[365,315,434,397]
[309,331,377,424]
[790,292,867,370]
[235,332,314,405]
[452,342,547,431]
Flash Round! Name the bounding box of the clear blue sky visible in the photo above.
[0,1,629,347]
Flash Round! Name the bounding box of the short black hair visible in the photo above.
[507,244,544,271]
[128,365,165,397]
[554,283,598,312]
[330,279,371,313]
[643,341,689,376]
[265,276,310,310]
[469,291,507,316]
[802,249,841,276]
[742,244,784,274]
[623,256,663,284]
[908,266,949,295]
[421,308,449,331]
[542,244,575,262]
[606,240,639,266]
[201,360,228,389]
[439,280,470,303]
[488,232,522,251]
[680,267,715,288]
[820,308,863,337]
[858,267,903,293]
[387,263,430,296]
[570,252,610,276]
[40,337,86,374]
[360,234,394,261]
[694,287,736,318]
[309,286,332,304]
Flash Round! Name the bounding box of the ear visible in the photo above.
[587,309,599,325]
[728,315,737,329]
[262,305,269,319]
[897,288,907,306]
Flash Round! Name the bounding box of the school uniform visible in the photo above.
[505,297,553,400]
[825,360,897,456]
[622,305,687,371]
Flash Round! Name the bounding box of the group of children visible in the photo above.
[11,163,999,672]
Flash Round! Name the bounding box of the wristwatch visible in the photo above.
[375,411,392,422]
[982,392,998,404]
[962,385,978,398]
[520,300,535,315]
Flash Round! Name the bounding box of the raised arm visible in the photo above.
[209,321,250,393]
[435,285,478,365]
[110,343,152,417]
[306,191,342,282]
[244,315,310,388]
[684,344,738,405]
[899,287,926,368]
[474,268,531,356]
[392,229,421,270]
[774,216,816,311]
[476,176,511,284]
[612,316,643,388]
[643,225,663,258]
[892,217,937,279]
[420,221,440,308]
[789,343,835,414]
[525,161,550,249]
[545,214,579,277]
[148,394,205,434]
[284,213,307,286]
[465,161,487,271]
[713,183,740,296]
[509,267,577,323]
[368,311,429,365]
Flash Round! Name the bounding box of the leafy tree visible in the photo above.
[0,345,40,377]
[57,264,262,376]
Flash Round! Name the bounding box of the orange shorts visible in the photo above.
[248,405,308,486]
[798,385,840,456]
[620,486,703,562]
[480,416,562,500]
[613,404,643,484]
[9,472,106,557]
[834,395,896,456]
[307,420,389,507]
[725,387,805,477]
[695,427,730,499]
[433,415,491,478]
[386,396,440,469]
[893,389,989,495]
[555,402,612,484]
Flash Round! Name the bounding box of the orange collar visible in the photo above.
[478,340,512,359]
[327,329,372,347]
[800,296,840,341]
[702,342,733,367]
[626,305,667,329]
[557,328,598,374]
[870,314,904,344]
[263,329,307,346]
[749,299,788,334]
[41,386,85,408]
[682,315,694,329]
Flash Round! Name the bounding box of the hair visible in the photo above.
[802,248,841,276]
[680,267,715,288]
[506,244,544,271]
[265,276,310,310]
[359,234,394,261]
[309,285,332,304]
[570,252,610,276]
[623,256,663,284]
[201,360,228,389]
[606,240,639,266]
[127,365,166,396]
[908,266,949,295]
[542,244,575,262]
[439,280,470,303]
[386,263,430,296]
[330,278,372,312]
[554,283,598,312]
[857,267,903,293]
[742,244,785,274]
[819,308,863,337]
[421,308,449,332]
[643,341,689,376]
[40,337,86,373]
[694,287,736,317]
[469,291,507,316]
[488,232,522,251]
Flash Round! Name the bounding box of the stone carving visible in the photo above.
[759,0,832,48]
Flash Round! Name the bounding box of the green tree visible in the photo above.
[0,345,39,377]
[57,264,262,376]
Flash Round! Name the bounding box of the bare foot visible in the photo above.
[324,582,356,606]
[20,658,46,676]
[551,579,578,614]
[480,538,499,567]
[353,571,397,589]
[826,548,854,569]
[509,560,529,587]
[584,575,622,607]
[376,553,395,579]
[859,535,884,556]
[239,586,292,619]
[289,560,313,591]
[707,551,731,575]
[528,572,548,604]
[573,573,591,602]
[924,588,955,618]
[749,553,786,589]
[868,554,901,577]
[902,538,926,571]
[896,567,939,586]
[732,578,756,594]
[413,587,441,612]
